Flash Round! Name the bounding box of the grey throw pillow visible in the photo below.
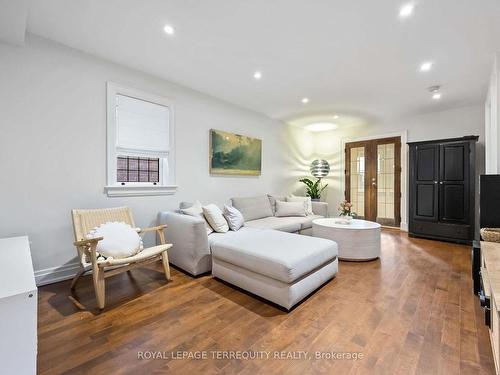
[275,201,307,217]
[268,194,286,215]
[223,205,245,231]
[180,201,214,235]
[231,195,273,221]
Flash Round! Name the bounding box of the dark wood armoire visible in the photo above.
[408,136,478,243]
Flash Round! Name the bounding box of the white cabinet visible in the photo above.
[0,236,37,375]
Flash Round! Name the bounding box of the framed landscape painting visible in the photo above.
[209,129,262,176]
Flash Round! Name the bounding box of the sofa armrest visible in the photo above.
[157,212,212,276]
[312,201,328,217]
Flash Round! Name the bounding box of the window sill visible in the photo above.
[104,185,178,197]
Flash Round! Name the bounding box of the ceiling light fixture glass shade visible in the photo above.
[305,122,338,132]
[163,24,175,35]
[429,85,442,100]
[399,3,415,18]
[310,160,330,178]
[420,61,433,72]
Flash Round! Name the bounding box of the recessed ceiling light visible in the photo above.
[163,24,175,35]
[253,71,262,80]
[333,115,339,119]
[420,61,433,72]
[428,85,441,100]
[305,123,338,132]
[302,98,309,104]
[399,3,415,18]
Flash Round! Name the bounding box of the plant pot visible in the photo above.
[311,198,320,202]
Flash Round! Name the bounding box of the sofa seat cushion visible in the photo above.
[244,215,324,232]
[298,214,324,230]
[208,228,247,247]
[210,228,338,283]
[244,217,302,232]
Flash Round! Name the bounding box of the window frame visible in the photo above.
[105,82,177,197]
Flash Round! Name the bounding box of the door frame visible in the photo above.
[341,131,408,231]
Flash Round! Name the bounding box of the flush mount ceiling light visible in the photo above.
[399,3,415,18]
[163,24,175,35]
[305,122,338,132]
[420,61,433,72]
[301,97,310,104]
[253,71,262,80]
[429,85,442,100]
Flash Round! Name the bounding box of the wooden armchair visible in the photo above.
[71,207,172,309]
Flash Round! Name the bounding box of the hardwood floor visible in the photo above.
[38,230,495,374]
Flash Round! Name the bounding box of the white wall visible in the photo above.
[0,35,292,284]
[485,53,500,173]
[287,104,485,231]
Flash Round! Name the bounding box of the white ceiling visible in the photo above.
[25,0,500,122]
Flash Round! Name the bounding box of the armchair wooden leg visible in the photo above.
[93,266,106,309]
[161,251,171,281]
[70,266,86,291]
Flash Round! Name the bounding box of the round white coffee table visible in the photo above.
[312,218,381,261]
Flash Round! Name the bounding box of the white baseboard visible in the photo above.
[35,262,80,286]
[400,222,409,232]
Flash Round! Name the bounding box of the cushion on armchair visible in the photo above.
[86,222,143,259]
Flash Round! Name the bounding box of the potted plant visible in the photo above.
[338,200,356,223]
[299,178,327,201]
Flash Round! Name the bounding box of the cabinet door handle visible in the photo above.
[439,181,443,185]
[434,181,438,184]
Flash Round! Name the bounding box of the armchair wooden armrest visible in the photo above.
[73,237,103,247]
[138,224,167,234]
[138,224,168,245]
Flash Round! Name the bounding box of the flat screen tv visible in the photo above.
[480,174,500,228]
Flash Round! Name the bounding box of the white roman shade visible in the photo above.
[116,94,170,157]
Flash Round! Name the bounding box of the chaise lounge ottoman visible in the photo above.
[210,228,338,310]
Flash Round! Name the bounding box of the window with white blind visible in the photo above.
[105,83,177,197]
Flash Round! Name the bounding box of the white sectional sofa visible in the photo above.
[157,195,337,309]
[158,195,329,276]
[210,228,338,310]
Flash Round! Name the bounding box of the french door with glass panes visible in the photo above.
[345,137,401,227]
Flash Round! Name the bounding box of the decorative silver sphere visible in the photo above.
[310,159,330,178]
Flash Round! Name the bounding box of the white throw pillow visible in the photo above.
[223,205,245,231]
[275,201,307,217]
[287,195,314,216]
[181,200,214,235]
[86,222,143,259]
[268,194,286,215]
[203,204,229,233]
